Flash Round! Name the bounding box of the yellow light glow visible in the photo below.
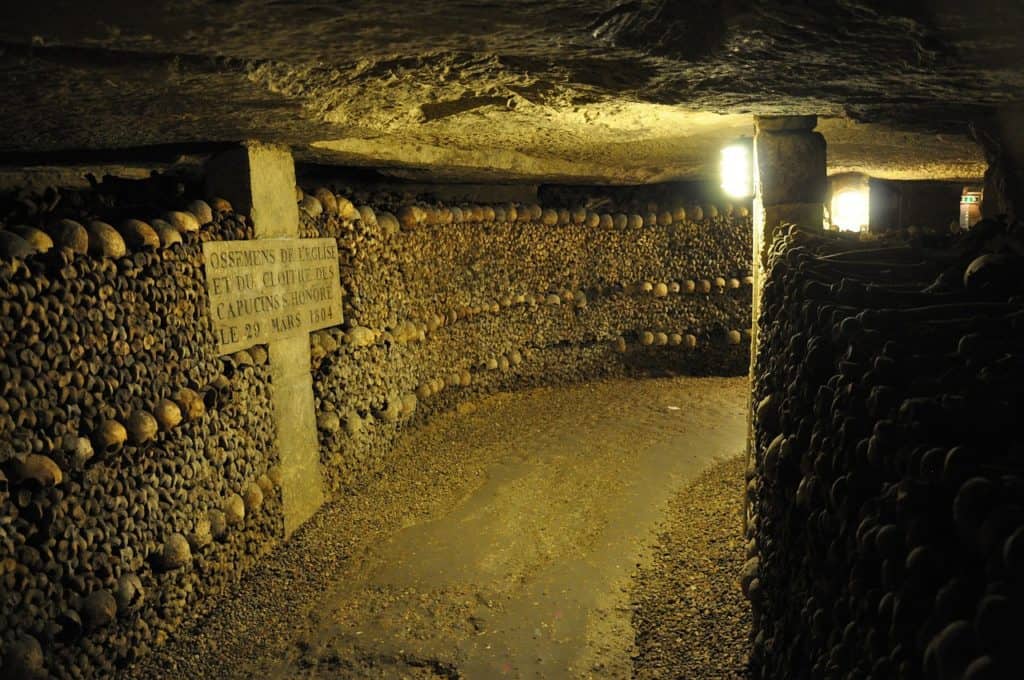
[720,144,752,198]
[831,189,870,232]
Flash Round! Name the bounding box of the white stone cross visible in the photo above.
[205,142,330,537]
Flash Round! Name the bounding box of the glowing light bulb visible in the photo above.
[831,189,869,232]
[720,144,752,198]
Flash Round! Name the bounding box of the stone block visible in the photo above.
[270,335,324,537]
[765,203,825,232]
[755,115,817,133]
[205,141,299,237]
[755,132,827,205]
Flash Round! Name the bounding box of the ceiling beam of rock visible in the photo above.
[0,0,1019,183]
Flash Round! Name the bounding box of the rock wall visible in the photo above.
[747,220,1024,678]
[296,189,753,493]
[0,176,752,677]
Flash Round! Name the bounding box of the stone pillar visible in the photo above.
[746,116,826,525]
[972,106,1024,222]
[752,115,827,265]
[205,142,325,538]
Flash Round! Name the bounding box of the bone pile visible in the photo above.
[748,218,1024,679]
[296,187,753,492]
[1,177,752,677]
[1,189,281,679]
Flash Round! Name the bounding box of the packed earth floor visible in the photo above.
[123,377,750,679]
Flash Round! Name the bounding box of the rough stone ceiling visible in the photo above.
[1,0,1021,184]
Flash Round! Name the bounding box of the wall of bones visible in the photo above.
[0,190,282,680]
[747,219,1024,678]
[0,175,751,678]
[297,187,753,492]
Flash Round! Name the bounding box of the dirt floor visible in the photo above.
[124,376,749,679]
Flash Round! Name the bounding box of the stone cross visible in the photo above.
[205,142,333,537]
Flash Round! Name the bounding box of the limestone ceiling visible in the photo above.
[1,0,1020,183]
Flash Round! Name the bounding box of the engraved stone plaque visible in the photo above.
[202,238,342,355]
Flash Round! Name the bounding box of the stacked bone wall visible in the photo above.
[747,221,1024,678]
[300,191,753,492]
[0,186,284,679]
[1,177,754,677]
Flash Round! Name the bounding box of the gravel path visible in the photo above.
[631,456,752,679]
[124,377,748,679]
